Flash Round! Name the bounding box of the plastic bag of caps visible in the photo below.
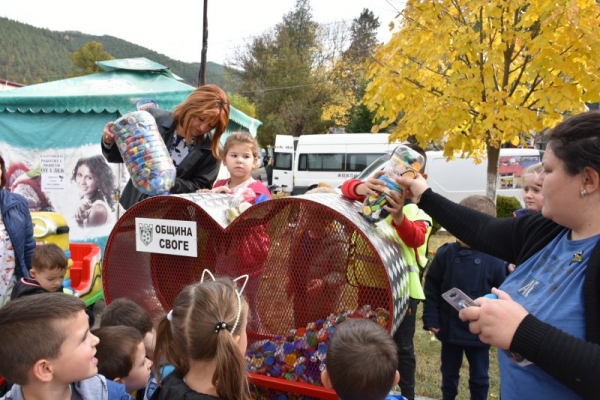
[111,111,176,195]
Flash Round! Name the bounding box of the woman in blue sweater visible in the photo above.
[398,110,600,399]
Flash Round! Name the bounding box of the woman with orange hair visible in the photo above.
[101,84,230,209]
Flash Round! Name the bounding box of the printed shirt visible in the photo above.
[498,229,598,399]
[169,133,195,167]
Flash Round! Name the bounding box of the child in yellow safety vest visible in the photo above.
[340,144,431,400]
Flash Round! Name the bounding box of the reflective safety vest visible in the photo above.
[387,203,432,300]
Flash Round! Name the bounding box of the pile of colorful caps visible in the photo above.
[112,111,176,195]
[245,305,390,387]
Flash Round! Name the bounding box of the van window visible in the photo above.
[274,152,293,171]
[298,153,345,171]
[346,153,386,172]
[355,154,391,180]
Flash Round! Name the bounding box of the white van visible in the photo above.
[427,148,541,203]
[272,135,297,192]
[351,147,541,204]
[274,133,396,194]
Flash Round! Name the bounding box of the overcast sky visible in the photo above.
[1,0,404,65]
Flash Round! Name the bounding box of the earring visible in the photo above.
[581,189,587,198]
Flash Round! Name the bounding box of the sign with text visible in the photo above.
[135,218,197,257]
[40,154,66,191]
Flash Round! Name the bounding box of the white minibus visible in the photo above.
[273,133,396,194]
[272,135,297,193]
[350,147,541,204]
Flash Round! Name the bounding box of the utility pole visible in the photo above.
[198,0,208,86]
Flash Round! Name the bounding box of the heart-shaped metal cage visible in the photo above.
[103,192,410,337]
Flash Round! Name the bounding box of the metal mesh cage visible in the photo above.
[103,191,410,389]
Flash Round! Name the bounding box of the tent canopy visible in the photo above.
[0,57,261,138]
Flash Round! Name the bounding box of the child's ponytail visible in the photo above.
[213,330,249,400]
[152,313,188,382]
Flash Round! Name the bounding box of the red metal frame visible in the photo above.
[248,373,338,399]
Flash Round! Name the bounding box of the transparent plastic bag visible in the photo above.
[112,111,176,196]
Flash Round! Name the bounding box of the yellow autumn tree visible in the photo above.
[365,0,600,199]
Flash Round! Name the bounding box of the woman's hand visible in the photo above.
[459,288,529,350]
[102,122,116,145]
[75,200,93,227]
[396,173,429,204]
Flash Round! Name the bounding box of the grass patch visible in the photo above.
[414,232,500,399]
[414,306,500,399]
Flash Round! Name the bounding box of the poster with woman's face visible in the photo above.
[3,145,121,241]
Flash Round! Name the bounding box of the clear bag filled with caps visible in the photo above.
[111,111,176,196]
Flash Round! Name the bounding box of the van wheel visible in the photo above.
[306,185,318,193]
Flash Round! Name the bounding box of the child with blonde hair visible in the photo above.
[514,162,544,216]
[508,162,545,273]
[150,272,250,400]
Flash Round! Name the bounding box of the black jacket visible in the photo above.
[419,188,600,399]
[11,277,64,300]
[423,242,507,346]
[102,108,220,210]
[150,371,223,400]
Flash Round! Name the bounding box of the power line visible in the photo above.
[384,0,401,13]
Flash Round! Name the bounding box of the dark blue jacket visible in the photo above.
[423,242,507,347]
[0,189,35,279]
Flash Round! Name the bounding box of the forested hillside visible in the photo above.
[0,17,239,90]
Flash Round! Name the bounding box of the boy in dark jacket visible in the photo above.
[11,243,66,299]
[423,195,507,400]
